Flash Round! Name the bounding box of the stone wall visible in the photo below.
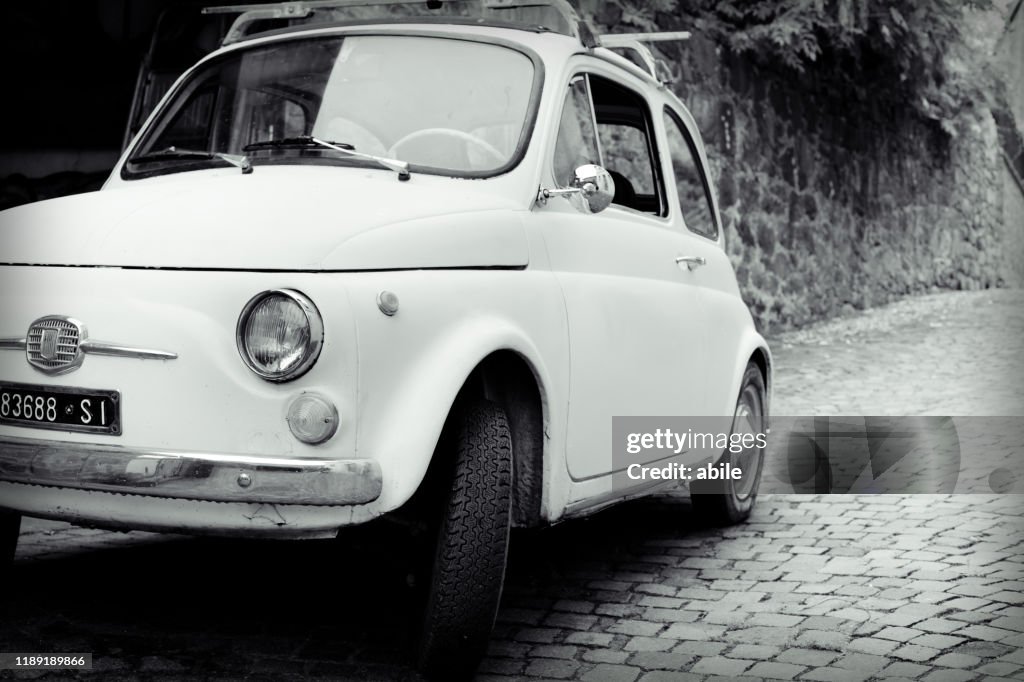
[585,2,1021,333]
[679,41,1020,333]
[1005,165,1024,287]
[998,0,1024,127]
[996,0,1024,287]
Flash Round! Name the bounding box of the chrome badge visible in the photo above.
[26,316,86,375]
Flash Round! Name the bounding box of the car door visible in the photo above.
[660,103,742,416]
[535,63,711,482]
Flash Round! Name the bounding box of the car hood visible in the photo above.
[0,167,529,270]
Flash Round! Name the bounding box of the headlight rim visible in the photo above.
[236,289,324,383]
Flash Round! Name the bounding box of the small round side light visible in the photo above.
[286,393,339,445]
[376,290,400,316]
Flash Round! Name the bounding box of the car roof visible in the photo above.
[201,0,689,88]
[204,0,596,46]
[206,20,663,92]
[193,17,707,148]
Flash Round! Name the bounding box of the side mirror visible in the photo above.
[571,164,615,213]
[538,164,616,214]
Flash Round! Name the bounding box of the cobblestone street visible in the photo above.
[3,289,1023,681]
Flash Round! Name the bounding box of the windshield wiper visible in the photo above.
[131,146,253,174]
[244,136,353,151]
[244,135,411,181]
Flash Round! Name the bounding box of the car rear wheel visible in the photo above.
[691,363,766,525]
[416,399,512,681]
[1,510,20,567]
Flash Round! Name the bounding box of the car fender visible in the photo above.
[728,329,773,419]
[344,273,568,516]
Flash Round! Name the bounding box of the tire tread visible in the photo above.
[417,401,512,680]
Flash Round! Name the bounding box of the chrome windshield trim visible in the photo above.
[0,436,382,506]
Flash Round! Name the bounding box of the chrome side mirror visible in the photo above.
[538,164,615,214]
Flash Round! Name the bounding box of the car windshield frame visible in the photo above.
[122,29,545,181]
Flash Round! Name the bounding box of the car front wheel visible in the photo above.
[416,399,512,681]
[691,362,766,524]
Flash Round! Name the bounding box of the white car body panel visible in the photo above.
[0,265,572,531]
[0,168,529,270]
[0,267,361,457]
[536,202,710,482]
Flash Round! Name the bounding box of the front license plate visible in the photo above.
[0,381,121,435]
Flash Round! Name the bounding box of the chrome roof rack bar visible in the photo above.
[203,0,597,46]
[203,0,412,44]
[598,31,692,46]
[597,31,691,83]
[484,0,596,46]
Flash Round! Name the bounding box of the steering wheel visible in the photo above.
[388,128,506,166]
[320,117,388,157]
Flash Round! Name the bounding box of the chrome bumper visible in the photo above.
[0,436,382,506]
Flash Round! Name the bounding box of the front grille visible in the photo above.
[27,318,81,372]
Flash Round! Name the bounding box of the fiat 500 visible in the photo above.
[0,1,770,677]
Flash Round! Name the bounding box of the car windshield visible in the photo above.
[127,35,537,178]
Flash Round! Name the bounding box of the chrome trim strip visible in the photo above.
[80,341,178,360]
[0,436,382,506]
[0,337,176,360]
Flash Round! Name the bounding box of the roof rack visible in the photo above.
[202,0,690,81]
[599,31,691,84]
[203,0,596,45]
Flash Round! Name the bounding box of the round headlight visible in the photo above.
[236,289,323,382]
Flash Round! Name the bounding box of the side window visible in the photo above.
[157,82,218,151]
[598,124,656,195]
[553,77,600,186]
[551,72,666,217]
[664,109,718,239]
[590,75,665,216]
[144,63,236,153]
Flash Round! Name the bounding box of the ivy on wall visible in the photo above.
[724,1,998,134]
[591,0,998,137]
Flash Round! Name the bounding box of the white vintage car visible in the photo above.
[0,0,770,677]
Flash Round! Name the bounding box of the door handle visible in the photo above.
[675,256,706,271]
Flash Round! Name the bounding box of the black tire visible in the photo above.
[416,400,512,681]
[1,509,20,566]
[691,363,766,525]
